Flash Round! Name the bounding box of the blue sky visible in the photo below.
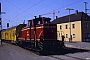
[0,0,90,29]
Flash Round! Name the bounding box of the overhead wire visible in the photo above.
[4,0,33,26]
[5,0,33,18]
[20,0,32,9]
[6,0,44,21]
[6,0,83,19]
[4,0,84,24]
[56,0,84,11]
[22,0,44,13]
[35,0,57,13]
[3,0,31,27]
[29,0,84,18]
[46,0,84,14]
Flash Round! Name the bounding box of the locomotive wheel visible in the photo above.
[39,51,47,55]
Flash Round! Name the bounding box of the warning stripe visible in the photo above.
[22,26,56,31]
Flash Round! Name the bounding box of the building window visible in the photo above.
[73,34,76,38]
[66,34,68,38]
[88,33,90,37]
[66,25,68,29]
[84,23,88,28]
[60,25,62,29]
[72,24,75,28]
[85,33,88,38]
[38,21,41,24]
[85,33,90,38]
[57,34,58,37]
[59,33,60,37]
[61,33,62,36]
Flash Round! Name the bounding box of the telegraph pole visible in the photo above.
[65,8,74,42]
[0,3,2,45]
[84,2,88,14]
[0,3,6,45]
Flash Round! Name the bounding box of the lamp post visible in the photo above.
[65,8,74,42]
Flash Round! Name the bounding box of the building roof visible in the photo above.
[51,12,90,24]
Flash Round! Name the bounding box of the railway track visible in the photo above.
[48,55,64,60]
[65,44,90,51]
[39,47,89,60]
[48,54,86,60]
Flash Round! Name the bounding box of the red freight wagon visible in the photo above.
[18,16,64,54]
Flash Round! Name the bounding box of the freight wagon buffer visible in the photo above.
[18,16,64,53]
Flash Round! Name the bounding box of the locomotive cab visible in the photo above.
[28,16,51,26]
[28,16,56,41]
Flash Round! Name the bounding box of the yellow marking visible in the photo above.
[38,31,43,38]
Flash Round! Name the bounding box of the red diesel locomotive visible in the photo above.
[17,16,64,53]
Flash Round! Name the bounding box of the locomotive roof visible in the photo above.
[51,12,90,24]
[28,17,51,21]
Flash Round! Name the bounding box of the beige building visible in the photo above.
[52,12,90,42]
